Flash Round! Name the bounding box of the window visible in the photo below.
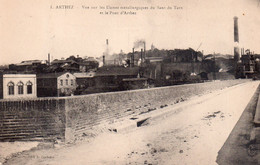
[60,80,63,86]
[71,79,73,86]
[26,81,33,94]
[17,81,24,95]
[66,79,68,85]
[7,82,14,95]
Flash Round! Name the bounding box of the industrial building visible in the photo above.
[37,72,77,97]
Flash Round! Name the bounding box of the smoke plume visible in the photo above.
[134,39,146,49]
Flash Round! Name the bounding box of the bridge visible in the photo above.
[1,80,260,164]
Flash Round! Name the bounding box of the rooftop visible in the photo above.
[36,72,73,78]
[95,66,139,76]
[73,72,95,78]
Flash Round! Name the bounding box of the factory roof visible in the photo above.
[73,72,95,78]
[37,72,74,79]
[95,66,139,76]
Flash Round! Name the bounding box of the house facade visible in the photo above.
[0,73,37,99]
[37,72,77,97]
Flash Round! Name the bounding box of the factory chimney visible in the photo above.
[48,53,50,65]
[234,16,240,61]
[141,48,143,63]
[103,55,105,65]
[144,42,146,59]
[106,39,109,58]
[131,48,135,67]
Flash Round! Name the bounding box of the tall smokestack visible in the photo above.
[106,39,109,59]
[103,55,105,65]
[48,53,50,65]
[234,16,240,61]
[141,49,143,66]
[144,42,146,59]
[234,17,239,43]
[141,49,143,60]
[131,48,135,67]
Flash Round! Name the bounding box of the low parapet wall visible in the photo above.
[0,80,250,142]
[0,99,66,141]
[65,79,250,142]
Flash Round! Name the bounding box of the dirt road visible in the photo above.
[4,81,260,165]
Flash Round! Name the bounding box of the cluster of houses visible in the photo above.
[1,47,223,100]
[0,55,148,100]
[0,72,77,99]
[0,70,147,100]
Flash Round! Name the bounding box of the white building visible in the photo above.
[0,73,37,99]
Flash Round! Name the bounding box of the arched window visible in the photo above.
[17,81,24,95]
[7,82,14,95]
[26,81,33,94]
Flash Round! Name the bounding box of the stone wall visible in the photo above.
[207,72,235,80]
[0,76,3,99]
[64,80,249,142]
[0,80,250,142]
[0,98,66,141]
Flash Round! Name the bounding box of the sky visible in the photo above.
[0,0,260,65]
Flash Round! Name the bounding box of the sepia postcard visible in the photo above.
[0,0,260,164]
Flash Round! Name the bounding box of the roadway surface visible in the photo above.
[217,81,260,165]
[3,81,260,165]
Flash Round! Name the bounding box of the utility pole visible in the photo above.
[191,43,202,75]
[213,52,216,80]
[191,51,194,75]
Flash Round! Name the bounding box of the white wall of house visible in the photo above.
[57,72,77,96]
[3,74,37,99]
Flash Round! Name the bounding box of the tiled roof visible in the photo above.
[16,60,44,66]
